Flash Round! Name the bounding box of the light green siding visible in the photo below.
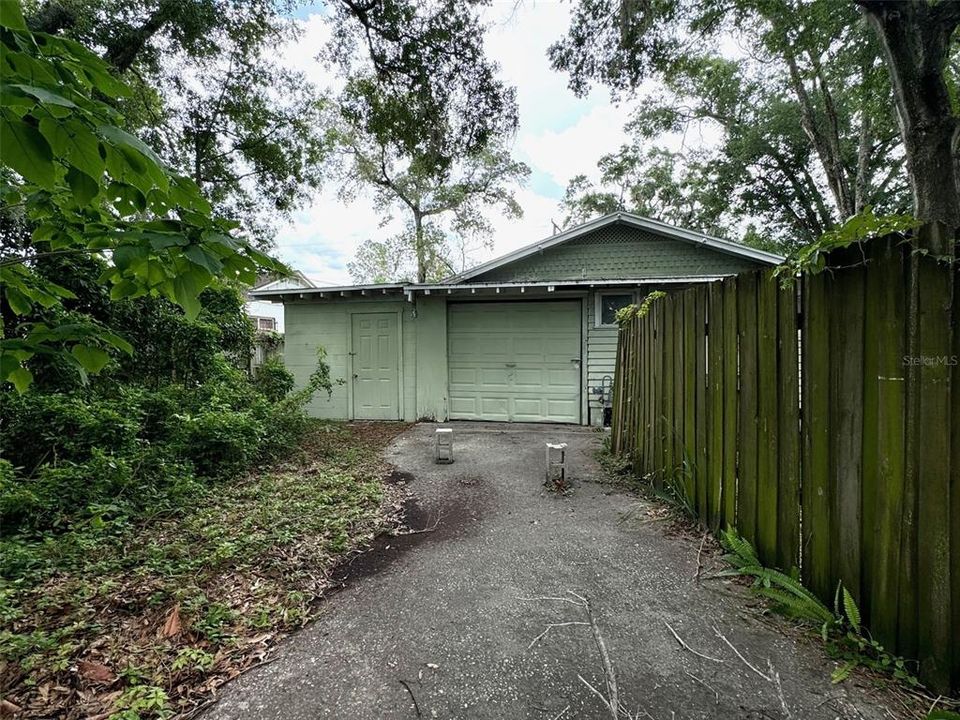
[470,225,762,283]
[283,299,419,421]
[585,292,618,425]
[415,295,448,420]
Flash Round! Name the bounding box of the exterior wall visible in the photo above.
[246,299,284,332]
[415,295,449,420]
[470,225,762,283]
[585,291,618,425]
[284,298,419,421]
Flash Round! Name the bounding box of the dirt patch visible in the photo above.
[330,469,489,590]
[383,468,416,485]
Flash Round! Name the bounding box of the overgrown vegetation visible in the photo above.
[0,418,408,718]
[717,529,919,688]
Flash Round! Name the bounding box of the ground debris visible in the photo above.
[1,422,410,720]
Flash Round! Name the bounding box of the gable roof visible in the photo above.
[447,211,783,283]
[252,270,315,292]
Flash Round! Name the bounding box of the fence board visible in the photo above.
[673,293,685,486]
[721,277,738,528]
[683,291,697,505]
[915,227,954,690]
[708,282,724,531]
[830,260,865,603]
[776,279,800,572]
[737,272,759,545]
[802,271,832,602]
[899,248,920,659]
[654,301,665,486]
[663,294,676,482]
[863,238,905,643]
[953,258,960,692]
[756,270,780,566]
[695,288,709,521]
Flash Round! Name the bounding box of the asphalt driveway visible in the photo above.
[202,422,904,720]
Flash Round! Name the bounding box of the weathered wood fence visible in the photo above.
[610,230,959,693]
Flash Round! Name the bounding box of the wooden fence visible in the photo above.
[610,230,959,693]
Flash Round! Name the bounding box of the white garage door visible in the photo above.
[447,301,582,423]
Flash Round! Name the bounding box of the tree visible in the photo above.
[24,0,332,244]
[0,5,283,391]
[549,0,913,251]
[328,0,529,281]
[562,146,732,236]
[857,1,960,233]
[339,137,528,281]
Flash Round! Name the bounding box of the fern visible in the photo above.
[841,587,861,634]
[717,528,918,689]
[831,659,857,684]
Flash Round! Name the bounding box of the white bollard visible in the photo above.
[545,442,567,484]
[434,428,454,464]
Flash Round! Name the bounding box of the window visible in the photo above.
[597,293,634,327]
[256,317,277,331]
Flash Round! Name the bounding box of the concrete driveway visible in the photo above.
[203,422,903,720]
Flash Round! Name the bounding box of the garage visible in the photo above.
[447,301,582,423]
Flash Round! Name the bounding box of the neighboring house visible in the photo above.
[250,212,783,425]
[246,270,315,334]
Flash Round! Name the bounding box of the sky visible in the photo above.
[274,1,637,286]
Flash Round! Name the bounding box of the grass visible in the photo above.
[0,420,409,719]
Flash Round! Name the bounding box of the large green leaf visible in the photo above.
[66,166,98,204]
[0,111,54,188]
[0,0,28,30]
[7,367,33,394]
[71,344,110,373]
[10,83,77,108]
[39,117,105,180]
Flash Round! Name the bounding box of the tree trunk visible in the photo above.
[783,42,855,220]
[103,1,178,73]
[413,210,426,283]
[859,1,960,233]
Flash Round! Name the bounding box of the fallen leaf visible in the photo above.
[1,699,22,716]
[162,604,182,638]
[77,661,115,683]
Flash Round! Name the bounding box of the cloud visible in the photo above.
[271,2,640,285]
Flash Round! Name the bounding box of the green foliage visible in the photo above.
[110,684,172,720]
[718,528,919,688]
[253,357,295,402]
[778,207,921,277]
[330,0,528,282]
[615,290,667,326]
[0,345,338,536]
[550,0,913,252]
[171,647,215,674]
[0,420,394,718]
[0,10,284,392]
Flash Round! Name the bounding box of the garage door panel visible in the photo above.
[514,368,544,387]
[448,301,581,423]
[547,398,579,418]
[548,368,579,387]
[480,397,510,420]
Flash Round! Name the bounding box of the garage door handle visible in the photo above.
[505,363,516,367]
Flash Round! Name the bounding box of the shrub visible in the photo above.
[172,410,265,479]
[0,392,141,473]
[253,358,295,402]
